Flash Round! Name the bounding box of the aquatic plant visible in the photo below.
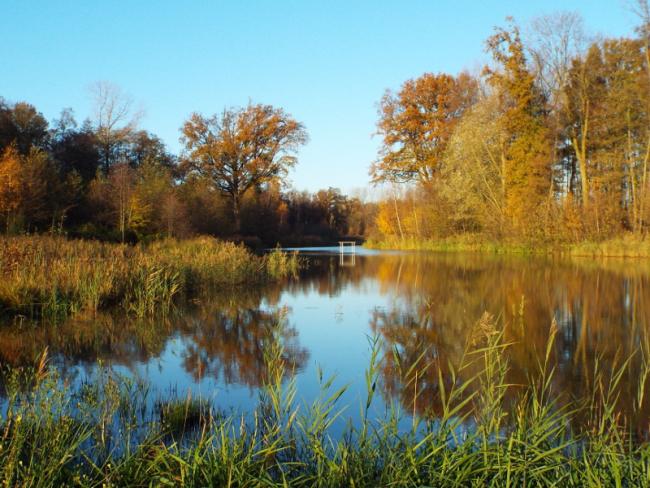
[265,245,301,280]
[0,236,296,320]
[1,313,650,486]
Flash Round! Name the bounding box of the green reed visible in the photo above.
[3,313,650,486]
[0,236,297,320]
[265,245,302,280]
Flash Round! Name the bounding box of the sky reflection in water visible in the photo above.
[2,250,650,434]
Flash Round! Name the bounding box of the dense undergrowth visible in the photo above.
[2,314,650,486]
[0,236,299,321]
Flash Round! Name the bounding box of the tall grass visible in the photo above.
[569,233,650,257]
[365,235,538,254]
[2,313,650,486]
[0,236,298,320]
[366,233,650,258]
[265,245,301,280]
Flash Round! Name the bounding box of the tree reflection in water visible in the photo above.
[366,253,650,432]
[0,287,308,392]
[1,251,650,431]
[180,306,308,386]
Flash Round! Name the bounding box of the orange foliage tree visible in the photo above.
[180,103,308,233]
[0,145,22,230]
[371,72,478,185]
[485,21,551,236]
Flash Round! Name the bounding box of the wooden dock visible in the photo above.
[338,241,356,253]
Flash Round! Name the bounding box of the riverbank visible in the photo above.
[0,236,299,320]
[2,315,649,486]
[365,234,650,258]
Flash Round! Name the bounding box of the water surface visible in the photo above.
[3,248,650,433]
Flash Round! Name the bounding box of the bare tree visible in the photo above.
[526,11,587,110]
[89,81,142,172]
[629,0,650,79]
[526,12,587,198]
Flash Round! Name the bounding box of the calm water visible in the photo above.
[3,248,650,432]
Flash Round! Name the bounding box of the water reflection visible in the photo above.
[1,251,650,429]
[0,289,308,392]
[179,306,308,386]
[366,253,650,428]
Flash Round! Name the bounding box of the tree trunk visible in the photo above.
[392,189,404,241]
[232,193,242,234]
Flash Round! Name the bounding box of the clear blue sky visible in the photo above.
[0,0,638,195]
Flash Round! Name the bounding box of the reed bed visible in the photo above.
[2,314,650,486]
[0,236,299,320]
[366,233,650,258]
[364,236,537,254]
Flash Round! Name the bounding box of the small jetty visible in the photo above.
[338,241,356,253]
[338,241,356,266]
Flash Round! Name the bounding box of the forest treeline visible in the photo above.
[0,84,375,245]
[372,6,650,245]
[3,6,650,248]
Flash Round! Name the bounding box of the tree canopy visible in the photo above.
[180,104,308,232]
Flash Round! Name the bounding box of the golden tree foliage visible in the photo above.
[0,145,61,231]
[563,38,650,236]
[180,103,307,232]
[441,94,508,237]
[485,21,551,236]
[0,146,22,227]
[371,16,650,244]
[372,72,478,185]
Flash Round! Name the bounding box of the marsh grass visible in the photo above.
[569,233,650,257]
[265,245,302,280]
[158,395,212,437]
[367,233,650,258]
[365,235,537,255]
[0,236,298,320]
[2,313,650,486]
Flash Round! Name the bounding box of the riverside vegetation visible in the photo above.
[3,313,650,486]
[5,6,650,256]
[0,236,300,321]
[5,3,650,486]
[365,233,650,257]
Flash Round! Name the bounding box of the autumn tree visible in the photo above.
[485,20,551,236]
[135,160,189,238]
[180,103,307,233]
[20,147,61,229]
[371,72,478,185]
[635,0,650,230]
[441,94,508,236]
[561,37,650,235]
[0,145,22,231]
[0,144,64,232]
[88,162,143,241]
[0,100,49,155]
[600,38,650,232]
[562,43,606,212]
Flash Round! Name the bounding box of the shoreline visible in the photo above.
[364,234,650,258]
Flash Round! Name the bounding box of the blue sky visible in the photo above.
[0,0,638,195]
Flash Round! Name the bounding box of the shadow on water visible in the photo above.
[2,249,650,432]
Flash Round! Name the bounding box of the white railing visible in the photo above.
[338,241,356,253]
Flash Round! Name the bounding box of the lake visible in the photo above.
[2,247,650,435]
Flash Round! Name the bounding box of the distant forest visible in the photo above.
[3,5,650,247]
[0,85,375,246]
